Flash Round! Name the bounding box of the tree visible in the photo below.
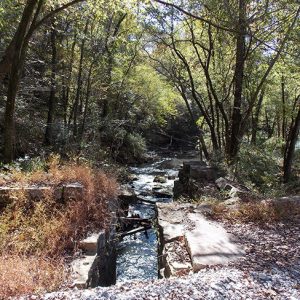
[148,0,300,161]
[1,0,85,162]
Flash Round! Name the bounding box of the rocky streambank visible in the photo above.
[24,219,300,300]
[20,156,300,299]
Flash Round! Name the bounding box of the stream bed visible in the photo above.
[116,158,178,282]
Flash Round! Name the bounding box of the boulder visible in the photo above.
[153,176,167,184]
[228,187,251,201]
[215,177,233,191]
[118,186,137,202]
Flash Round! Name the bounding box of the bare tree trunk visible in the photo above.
[251,88,265,145]
[283,103,300,182]
[44,25,57,146]
[80,61,94,142]
[64,33,77,129]
[3,0,39,162]
[281,76,286,140]
[227,0,246,161]
[72,21,88,138]
[177,84,210,160]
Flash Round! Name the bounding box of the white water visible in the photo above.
[116,158,177,282]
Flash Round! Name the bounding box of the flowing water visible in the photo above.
[116,157,178,282]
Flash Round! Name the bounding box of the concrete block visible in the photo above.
[185,213,244,272]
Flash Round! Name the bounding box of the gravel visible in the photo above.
[23,222,300,300]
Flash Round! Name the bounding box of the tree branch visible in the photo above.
[153,0,236,33]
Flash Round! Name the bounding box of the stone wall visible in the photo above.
[173,161,221,199]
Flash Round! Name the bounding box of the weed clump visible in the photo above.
[0,155,118,298]
[211,199,300,224]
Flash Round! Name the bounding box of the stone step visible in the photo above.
[71,254,97,288]
[78,230,106,254]
[71,230,107,288]
[79,233,99,254]
[184,213,244,272]
[157,202,244,277]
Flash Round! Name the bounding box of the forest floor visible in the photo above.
[22,218,300,300]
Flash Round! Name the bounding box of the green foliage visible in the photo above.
[235,144,281,193]
[126,64,179,126]
[122,132,147,162]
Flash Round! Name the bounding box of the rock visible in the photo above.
[62,183,84,201]
[173,179,185,198]
[118,186,136,202]
[223,197,241,207]
[153,176,167,184]
[129,175,138,182]
[173,161,222,198]
[158,219,184,243]
[163,240,192,278]
[79,231,105,254]
[228,187,250,201]
[153,189,172,198]
[157,203,186,243]
[184,213,244,272]
[215,177,233,191]
[71,254,97,288]
[157,202,244,278]
[152,186,162,191]
[189,166,218,182]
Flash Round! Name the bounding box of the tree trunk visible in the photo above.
[227,0,246,161]
[0,0,40,83]
[283,104,300,182]
[72,21,88,137]
[251,88,265,145]
[177,84,210,160]
[3,0,39,162]
[80,61,94,142]
[281,76,286,140]
[44,26,57,146]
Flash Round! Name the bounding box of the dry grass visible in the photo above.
[0,156,118,298]
[212,200,300,223]
[0,255,67,299]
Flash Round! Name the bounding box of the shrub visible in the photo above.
[212,200,300,223]
[234,144,281,193]
[0,156,118,297]
[0,255,67,299]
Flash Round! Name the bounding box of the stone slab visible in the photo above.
[158,220,184,243]
[62,183,84,201]
[79,233,100,254]
[185,213,244,272]
[163,240,192,278]
[71,254,97,288]
[156,202,189,242]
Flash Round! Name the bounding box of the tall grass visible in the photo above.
[0,156,118,298]
[0,256,67,299]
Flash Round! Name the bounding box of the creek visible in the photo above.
[116,157,179,282]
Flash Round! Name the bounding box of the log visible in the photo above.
[118,225,152,238]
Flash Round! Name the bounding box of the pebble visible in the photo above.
[24,265,300,300]
[21,221,300,300]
